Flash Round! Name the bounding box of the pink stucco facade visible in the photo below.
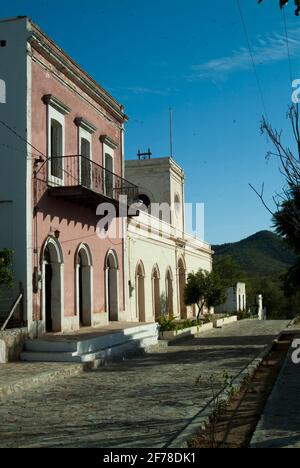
[30,25,128,333]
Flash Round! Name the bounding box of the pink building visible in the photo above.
[0,17,137,336]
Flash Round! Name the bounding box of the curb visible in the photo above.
[0,364,84,399]
[166,342,274,448]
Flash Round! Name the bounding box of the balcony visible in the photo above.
[47,155,139,211]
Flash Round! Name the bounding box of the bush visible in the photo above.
[158,316,202,332]
[0,249,13,289]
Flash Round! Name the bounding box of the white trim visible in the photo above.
[42,94,71,115]
[103,142,115,198]
[47,105,65,187]
[75,117,97,134]
[41,236,64,333]
[26,47,33,332]
[78,126,93,188]
[100,134,118,150]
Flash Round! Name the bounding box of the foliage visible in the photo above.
[213,255,245,288]
[257,105,300,304]
[213,231,296,279]
[195,371,234,448]
[246,276,300,320]
[157,316,202,332]
[184,270,227,321]
[273,185,300,255]
[0,249,13,289]
[157,315,180,332]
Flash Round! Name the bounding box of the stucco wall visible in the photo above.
[29,33,126,334]
[126,213,212,321]
[0,18,32,324]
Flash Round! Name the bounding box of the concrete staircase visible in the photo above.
[0,285,23,330]
[21,323,159,364]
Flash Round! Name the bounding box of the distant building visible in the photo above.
[216,282,246,314]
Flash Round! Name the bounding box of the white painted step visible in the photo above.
[21,323,159,363]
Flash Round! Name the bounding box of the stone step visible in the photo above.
[21,323,159,364]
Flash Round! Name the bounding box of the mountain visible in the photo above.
[213,231,296,278]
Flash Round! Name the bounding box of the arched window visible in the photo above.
[174,193,181,219]
[166,268,174,317]
[136,261,146,322]
[105,250,119,322]
[41,236,64,333]
[152,265,161,320]
[178,257,187,319]
[138,194,151,211]
[76,244,93,327]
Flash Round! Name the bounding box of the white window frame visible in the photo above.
[48,106,65,187]
[79,126,93,188]
[104,143,115,198]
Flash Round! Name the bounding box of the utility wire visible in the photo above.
[0,119,46,159]
[283,7,294,85]
[236,0,269,121]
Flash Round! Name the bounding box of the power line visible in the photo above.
[236,0,269,120]
[282,7,294,84]
[0,119,46,159]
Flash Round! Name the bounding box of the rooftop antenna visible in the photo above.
[137,148,152,160]
[169,107,173,159]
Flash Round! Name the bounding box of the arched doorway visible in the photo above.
[76,244,93,327]
[42,237,64,333]
[178,257,187,319]
[152,265,161,320]
[166,268,174,318]
[136,261,146,322]
[105,250,119,322]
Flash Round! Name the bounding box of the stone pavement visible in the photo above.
[251,339,300,448]
[0,320,290,448]
[0,362,83,398]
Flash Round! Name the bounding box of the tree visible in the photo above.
[251,105,300,294]
[184,270,227,321]
[0,249,13,289]
[213,255,245,288]
[258,0,300,16]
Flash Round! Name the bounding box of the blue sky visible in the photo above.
[2,0,300,244]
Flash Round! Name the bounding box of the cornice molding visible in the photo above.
[42,94,71,115]
[100,135,119,150]
[74,117,97,134]
[31,28,128,124]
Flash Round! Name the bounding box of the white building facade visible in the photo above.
[216,282,247,314]
[125,157,213,322]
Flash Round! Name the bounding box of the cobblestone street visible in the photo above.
[0,320,290,448]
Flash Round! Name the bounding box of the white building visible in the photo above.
[216,282,247,314]
[125,157,213,321]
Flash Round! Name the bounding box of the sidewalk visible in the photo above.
[251,335,300,448]
[0,319,290,448]
[0,362,83,399]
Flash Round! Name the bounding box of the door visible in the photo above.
[105,153,114,198]
[45,263,53,332]
[81,138,91,188]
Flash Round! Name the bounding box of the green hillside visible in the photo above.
[213,231,296,278]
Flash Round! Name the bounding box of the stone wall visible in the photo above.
[0,328,28,363]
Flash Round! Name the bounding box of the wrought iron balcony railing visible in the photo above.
[47,155,139,206]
